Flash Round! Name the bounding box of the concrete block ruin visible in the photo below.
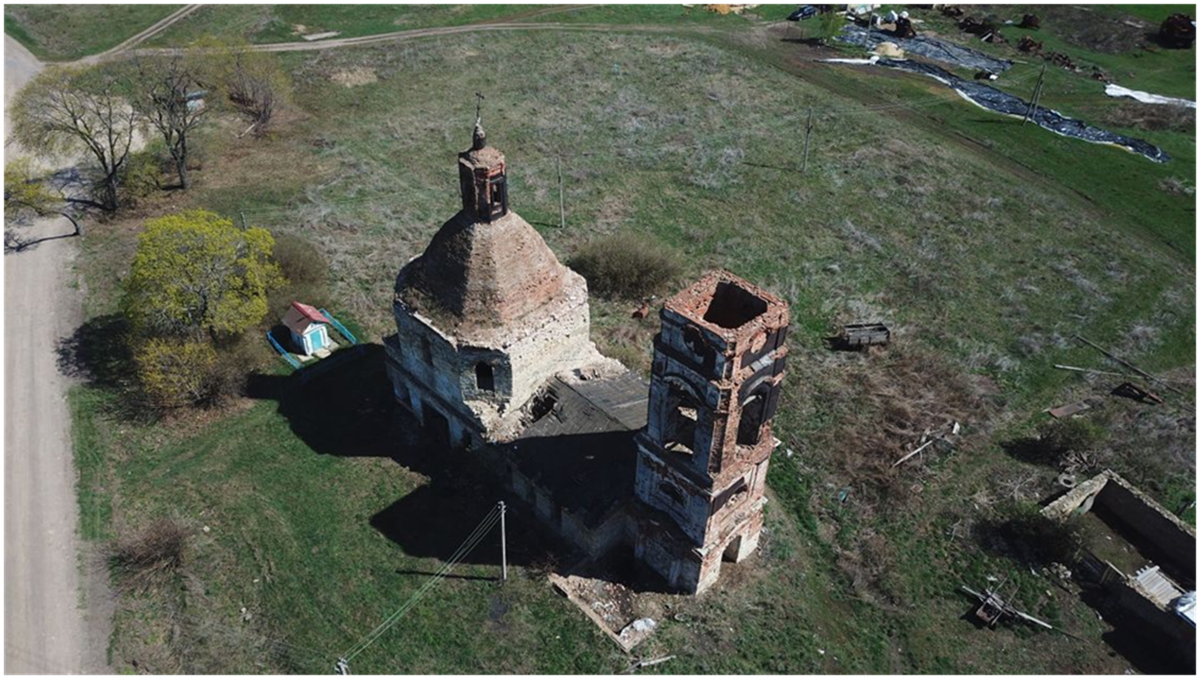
[383,118,790,598]
[1042,470,1196,668]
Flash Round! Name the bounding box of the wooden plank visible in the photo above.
[1074,335,1189,398]
[1047,400,1091,419]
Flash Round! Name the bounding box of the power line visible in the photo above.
[338,503,503,667]
[340,508,499,663]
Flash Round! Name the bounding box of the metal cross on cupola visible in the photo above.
[458,92,508,222]
[472,92,486,150]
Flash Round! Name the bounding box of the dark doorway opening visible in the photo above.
[475,362,495,391]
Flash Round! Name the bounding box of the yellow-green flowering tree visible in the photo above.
[134,338,219,408]
[123,209,284,340]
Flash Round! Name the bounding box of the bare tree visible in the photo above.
[131,55,209,190]
[9,65,138,212]
[203,41,290,137]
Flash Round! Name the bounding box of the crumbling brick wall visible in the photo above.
[633,270,789,593]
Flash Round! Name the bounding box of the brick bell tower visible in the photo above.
[458,110,508,222]
[632,270,789,593]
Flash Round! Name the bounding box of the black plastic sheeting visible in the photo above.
[873,58,1171,163]
[838,25,1013,74]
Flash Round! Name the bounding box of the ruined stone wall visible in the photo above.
[391,310,468,410]
[561,507,632,560]
[632,271,789,594]
[1042,470,1196,578]
[388,268,595,440]
[635,519,703,592]
[644,341,724,481]
[634,445,714,544]
[498,271,593,413]
[633,501,764,594]
[1097,479,1196,577]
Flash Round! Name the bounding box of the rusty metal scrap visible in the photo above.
[1111,382,1164,405]
[827,322,890,351]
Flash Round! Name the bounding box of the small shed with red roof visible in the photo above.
[282,301,332,356]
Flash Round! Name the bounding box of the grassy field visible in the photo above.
[140,4,538,47]
[59,7,1195,675]
[138,0,825,47]
[1106,4,1195,25]
[917,5,1197,99]
[3,3,182,61]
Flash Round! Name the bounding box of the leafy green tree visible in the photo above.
[122,210,284,339]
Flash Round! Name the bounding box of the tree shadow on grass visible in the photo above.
[4,228,79,254]
[55,313,155,422]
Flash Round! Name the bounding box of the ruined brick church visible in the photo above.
[384,116,789,594]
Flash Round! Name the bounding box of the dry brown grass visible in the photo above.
[810,346,1001,514]
[1101,101,1196,132]
[109,518,189,593]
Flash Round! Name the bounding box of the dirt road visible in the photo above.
[4,34,109,675]
[84,3,201,63]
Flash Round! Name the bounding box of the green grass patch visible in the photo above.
[69,387,114,542]
[4,4,182,61]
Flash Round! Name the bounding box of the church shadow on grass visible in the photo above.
[244,343,615,577]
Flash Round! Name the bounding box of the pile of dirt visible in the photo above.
[1101,101,1196,133]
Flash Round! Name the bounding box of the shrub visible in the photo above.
[109,518,189,593]
[568,232,682,300]
[120,147,167,203]
[271,232,328,286]
[135,338,219,408]
[209,333,272,402]
[268,232,332,319]
[1038,417,1103,459]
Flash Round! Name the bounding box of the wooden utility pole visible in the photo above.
[1023,65,1046,126]
[556,155,565,229]
[801,108,814,173]
[498,501,508,582]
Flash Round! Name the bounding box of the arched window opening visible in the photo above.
[736,387,770,446]
[659,482,684,505]
[420,336,434,366]
[664,381,700,455]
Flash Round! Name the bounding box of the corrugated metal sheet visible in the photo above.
[1134,565,1184,607]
